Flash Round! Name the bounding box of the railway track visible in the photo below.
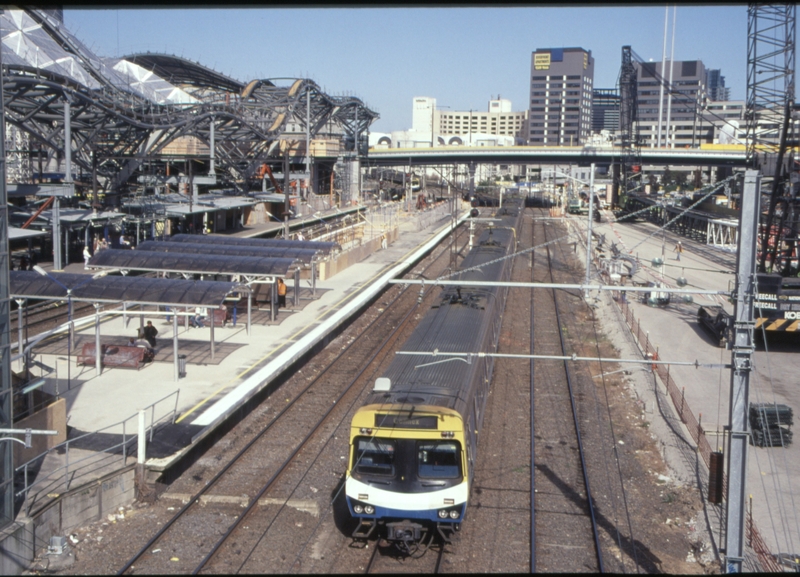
[531,210,604,572]
[116,227,469,575]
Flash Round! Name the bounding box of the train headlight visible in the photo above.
[438,509,449,519]
[441,431,455,438]
[353,504,364,514]
[364,505,375,515]
[449,510,460,519]
[359,428,373,435]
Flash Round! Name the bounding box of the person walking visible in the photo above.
[142,321,158,349]
[277,278,287,308]
[674,241,683,261]
[83,246,92,269]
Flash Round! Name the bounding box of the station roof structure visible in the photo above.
[87,249,297,277]
[9,227,48,240]
[0,8,378,196]
[10,271,248,307]
[136,241,323,264]
[168,233,341,254]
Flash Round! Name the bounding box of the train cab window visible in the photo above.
[354,438,396,476]
[417,442,461,479]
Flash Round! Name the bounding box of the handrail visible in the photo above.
[14,389,180,515]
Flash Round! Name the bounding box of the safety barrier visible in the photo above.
[14,390,180,517]
[615,295,781,572]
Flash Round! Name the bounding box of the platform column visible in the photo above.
[173,313,179,382]
[294,268,300,308]
[94,303,101,376]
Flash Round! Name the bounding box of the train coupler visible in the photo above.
[351,518,377,540]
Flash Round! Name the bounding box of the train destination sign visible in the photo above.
[375,415,438,429]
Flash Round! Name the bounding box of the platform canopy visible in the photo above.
[87,249,297,277]
[136,241,322,264]
[10,271,248,307]
[168,233,340,254]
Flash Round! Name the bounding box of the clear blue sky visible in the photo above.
[66,6,750,134]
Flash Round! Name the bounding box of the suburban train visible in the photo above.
[344,198,522,551]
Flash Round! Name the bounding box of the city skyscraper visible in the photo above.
[528,47,594,146]
[706,69,730,102]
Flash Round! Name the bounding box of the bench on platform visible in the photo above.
[211,308,226,327]
[77,342,151,370]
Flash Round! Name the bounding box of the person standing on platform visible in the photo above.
[674,241,683,261]
[83,246,92,269]
[143,321,158,349]
[277,278,287,308]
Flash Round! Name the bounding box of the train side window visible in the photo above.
[354,438,396,476]
[417,442,461,479]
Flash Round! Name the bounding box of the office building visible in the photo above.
[706,69,730,102]
[591,88,620,135]
[435,97,528,145]
[528,47,594,146]
[634,59,707,148]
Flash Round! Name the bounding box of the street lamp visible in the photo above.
[32,266,108,389]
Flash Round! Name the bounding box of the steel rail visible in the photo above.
[116,227,464,575]
[544,221,605,573]
[529,208,537,573]
[195,234,463,575]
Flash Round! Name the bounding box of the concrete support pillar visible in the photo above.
[210,314,215,361]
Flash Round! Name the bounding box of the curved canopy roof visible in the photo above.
[11,271,248,307]
[88,249,296,277]
[123,53,249,93]
[168,233,340,254]
[137,241,322,263]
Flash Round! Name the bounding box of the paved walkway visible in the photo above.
[571,209,800,563]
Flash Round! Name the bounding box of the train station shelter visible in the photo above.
[9,271,252,381]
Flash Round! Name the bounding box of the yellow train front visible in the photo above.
[344,199,521,549]
[346,404,468,547]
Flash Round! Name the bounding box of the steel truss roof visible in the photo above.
[136,241,322,264]
[10,271,249,307]
[1,9,379,194]
[88,249,297,277]
[168,233,340,253]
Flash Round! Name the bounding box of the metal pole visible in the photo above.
[294,268,300,308]
[247,293,251,337]
[94,303,101,376]
[64,99,72,184]
[208,117,216,176]
[284,152,290,238]
[173,312,179,382]
[52,196,62,271]
[137,410,146,464]
[270,280,276,322]
[724,170,759,573]
[210,312,215,361]
[585,163,595,297]
[305,88,311,179]
[311,261,317,297]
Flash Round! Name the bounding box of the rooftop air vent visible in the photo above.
[374,377,391,392]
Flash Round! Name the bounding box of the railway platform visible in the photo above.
[570,209,800,566]
[13,202,464,513]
